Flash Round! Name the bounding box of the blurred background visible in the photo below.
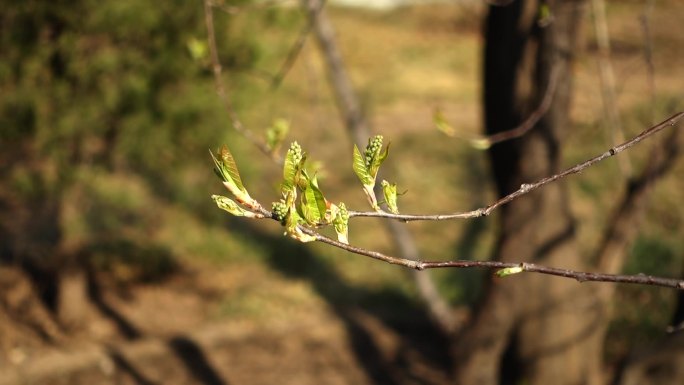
[1,0,683,384]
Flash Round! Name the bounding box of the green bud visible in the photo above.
[332,202,349,244]
[212,195,261,218]
[287,141,303,166]
[381,180,399,214]
[364,135,384,169]
[271,199,288,224]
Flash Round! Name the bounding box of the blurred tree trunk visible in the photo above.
[302,0,457,333]
[452,1,606,384]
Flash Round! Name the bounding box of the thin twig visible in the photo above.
[348,111,684,221]
[437,65,558,147]
[204,0,274,157]
[483,65,559,146]
[271,10,317,89]
[591,0,631,176]
[640,0,657,124]
[209,0,297,15]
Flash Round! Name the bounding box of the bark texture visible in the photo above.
[452,1,605,384]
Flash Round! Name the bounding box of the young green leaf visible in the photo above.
[186,37,208,61]
[308,176,328,220]
[332,202,349,244]
[470,138,491,150]
[289,226,317,243]
[353,145,373,186]
[495,265,525,278]
[354,141,381,210]
[211,195,261,218]
[369,142,390,178]
[300,182,327,225]
[284,204,316,243]
[210,146,257,209]
[381,180,399,214]
[215,145,245,192]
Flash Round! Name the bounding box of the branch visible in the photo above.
[270,9,316,89]
[208,0,297,15]
[203,0,274,158]
[594,114,682,280]
[590,0,631,175]
[450,64,560,147]
[238,183,684,291]
[204,0,684,294]
[348,111,684,221]
[260,207,684,290]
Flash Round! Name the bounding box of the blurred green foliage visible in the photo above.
[0,0,272,269]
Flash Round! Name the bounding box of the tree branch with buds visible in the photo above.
[209,112,684,290]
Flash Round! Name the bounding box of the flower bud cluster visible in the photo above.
[337,202,349,223]
[364,135,383,169]
[271,199,288,223]
[288,141,303,165]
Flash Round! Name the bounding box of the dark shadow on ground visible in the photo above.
[86,266,142,340]
[168,336,229,385]
[229,219,453,385]
[108,349,159,385]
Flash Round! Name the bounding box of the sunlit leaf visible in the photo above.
[332,202,349,244]
[186,37,208,61]
[284,206,316,243]
[309,177,327,218]
[495,265,525,277]
[211,195,259,218]
[470,138,491,150]
[369,142,390,178]
[300,182,326,225]
[290,226,317,243]
[381,180,399,214]
[353,145,373,186]
[211,145,245,192]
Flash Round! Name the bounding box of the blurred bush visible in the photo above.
[0,0,272,272]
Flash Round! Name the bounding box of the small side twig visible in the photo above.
[271,9,317,89]
[591,0,631,176]
[436,65,558,147]
[348,111,684,221]
[483,65,560,146]
[639,0,657,124]
[203,0,274,158]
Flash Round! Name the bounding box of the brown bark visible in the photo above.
[452,1,605,384]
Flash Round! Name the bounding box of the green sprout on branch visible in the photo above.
[211,138,398,246]
[353,135,390,211]
[210,145,260,211]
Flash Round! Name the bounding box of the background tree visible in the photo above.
[0,0,258,329]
